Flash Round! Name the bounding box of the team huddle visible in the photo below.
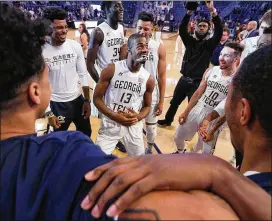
[1,1,272,220]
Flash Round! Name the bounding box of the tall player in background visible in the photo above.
[87,1,127,152]
[174,43,243,153]
[136,12,166,154]
[87,1,126,117]
[94,34,154,156]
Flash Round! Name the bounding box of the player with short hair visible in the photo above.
[136,11,167,153]
[174,42,244,153]
[43,8,92,137]
[94,33,155,156]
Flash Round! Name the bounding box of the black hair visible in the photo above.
[101,1,113,13]
[263,26,272,34]
[127,33,145,50]
[225,42,244,57]
[138,11,154,23]
[0,3,49,109]
[232,45,272,136]
[42,7,67,22]
[197,19,210,28]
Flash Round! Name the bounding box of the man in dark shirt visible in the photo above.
[210,27,230,66]
[158,1,223,126]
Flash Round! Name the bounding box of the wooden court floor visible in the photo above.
[36,28,235,163]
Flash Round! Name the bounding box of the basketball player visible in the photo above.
[174,42,243,153]
[43,8,92,137]
[87,1,126,118]
[94,33,155,156]
[240,10,271,62]
[136,12,166,153]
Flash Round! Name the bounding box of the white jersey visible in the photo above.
[144,39,160,85]
[96,22,124,70]
[43,39,89,102]
[240,36,259,62]
[104,60,150,116]
[144,39,160,103]
[198,66,233,109]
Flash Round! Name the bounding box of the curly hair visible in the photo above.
[0,3,50,109]
[232,45,272,136]
[42,7,67,22]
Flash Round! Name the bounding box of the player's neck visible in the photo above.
[51,37,64,46]
[240,138,272,174]
[222,66,235,76]
[0,110,36,140]
[106,18,118,30]
[126,59,141,73]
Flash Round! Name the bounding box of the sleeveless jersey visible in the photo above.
[96,22,124,70]
[144,39,160,103]
[104,60,150,115]
[144,39,160,85]
[198,66,233,108]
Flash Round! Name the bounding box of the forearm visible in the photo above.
[184,92,201,114]
[179,13,192,44]
[87,64,100,83]
[212,161,272,220]
[204,111,220,123]
[82,86,90,100]
[209,115,226,134]
[158,76,166,104]
[137,106,151,121]
[211,14,223,43]
[94,98,117,121]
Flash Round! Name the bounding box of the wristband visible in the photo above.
[84,98,91,103]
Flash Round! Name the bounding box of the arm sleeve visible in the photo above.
[207,15,223,51]
[73,41,90,87]
[179,14,194,47]
[214,98,226,117]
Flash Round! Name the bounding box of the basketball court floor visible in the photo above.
[36,28,235,163]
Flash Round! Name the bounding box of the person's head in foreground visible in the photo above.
[258,10,271,37]
[225,44,272,173]
[257,26,272,49]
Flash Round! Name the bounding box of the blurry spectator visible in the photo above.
[210,27,230,66]
[244,21,258,38]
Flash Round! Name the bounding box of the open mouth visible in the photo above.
[136,54,148,63]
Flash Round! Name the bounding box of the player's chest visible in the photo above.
[44,49,77,70]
